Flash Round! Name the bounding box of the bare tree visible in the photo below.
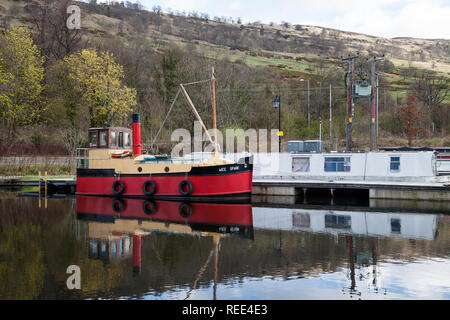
[398,95,420,146]
[412,71,449,129]
[29,0,83,64]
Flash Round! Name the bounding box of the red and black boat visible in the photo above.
[75,115,252,201]
[76,68,253,201]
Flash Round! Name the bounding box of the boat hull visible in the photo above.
[76,196,254,238]
[76,158,253,201]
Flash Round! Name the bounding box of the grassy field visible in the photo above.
[20,175,75,180]
[0,164,75,177]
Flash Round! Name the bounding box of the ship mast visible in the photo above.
[211,66,218,159]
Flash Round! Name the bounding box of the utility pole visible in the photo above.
[368,56,384,151]
[278,96,281,152]
[300,78,310,128]
[342,54,359,152]
[329,84,332,139]
[376,75,379,137]
[318,81,322,124]
[320,120,322,141]
[307,80,310,128]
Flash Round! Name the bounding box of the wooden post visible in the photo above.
[38,171,41,208]
[213,234,220,300]
[45,171,47,209]
[211,66,218,159]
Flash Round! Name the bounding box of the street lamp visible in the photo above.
[272,95,281,152]
[300,78,310,128]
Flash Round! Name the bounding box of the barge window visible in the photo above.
[99,131,107,147]
[89,131,98,147]
[325,214,351,229]
[118,132,123,148]
[390,156,400,172]
[124,132,131,147]
[391,218,401,233]
[324,157,351,172]
[110,131,116,147]
[292,213,311,228]
[292,157,310,172]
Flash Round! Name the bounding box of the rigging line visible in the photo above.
[149,87,181,151]
[184,248,215,300]
[182,79,212,86]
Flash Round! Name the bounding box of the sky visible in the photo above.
[124,0,450,39]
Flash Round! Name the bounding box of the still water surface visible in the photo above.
[0,194,449,300]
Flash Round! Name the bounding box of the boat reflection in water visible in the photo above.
[74,195,445,299]
[252,206,440,297]
[76,196,253,299]
[252,207,438,240]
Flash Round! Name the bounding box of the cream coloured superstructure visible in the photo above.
[87,148,234,174]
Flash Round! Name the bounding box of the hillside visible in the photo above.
[83,3,450,86]
[2,1,450,76]
[0,0,449,154]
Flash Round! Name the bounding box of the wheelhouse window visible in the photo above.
[124,132,131,147]
[110,131,116,147]
[292,157,310,172]
[324,157,351,172]
[89,131,98,147]
[89,240,98,258]
[99,131,108,147]
[118,132,123,148]
[390,156,400,172]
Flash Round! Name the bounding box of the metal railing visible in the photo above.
[76,148,113,169]
[76,148,89,169]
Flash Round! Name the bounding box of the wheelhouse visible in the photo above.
[88,127,132,150]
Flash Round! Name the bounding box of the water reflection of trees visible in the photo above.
[0,197,449,299]
[0,197,128,299]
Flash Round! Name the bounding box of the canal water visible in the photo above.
[0,193,449,300]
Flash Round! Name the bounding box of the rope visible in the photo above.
[182,79,212,86]
[149,78,216,152]
[149,88,181,151]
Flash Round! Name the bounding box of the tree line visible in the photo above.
[0,0,448,156]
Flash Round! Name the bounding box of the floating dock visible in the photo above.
[0,178,76,194]
[252,179,450,202]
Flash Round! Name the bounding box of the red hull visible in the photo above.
[76,159,253,199]
[76,196,253,227]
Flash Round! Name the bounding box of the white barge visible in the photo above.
[188,150,450,202]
